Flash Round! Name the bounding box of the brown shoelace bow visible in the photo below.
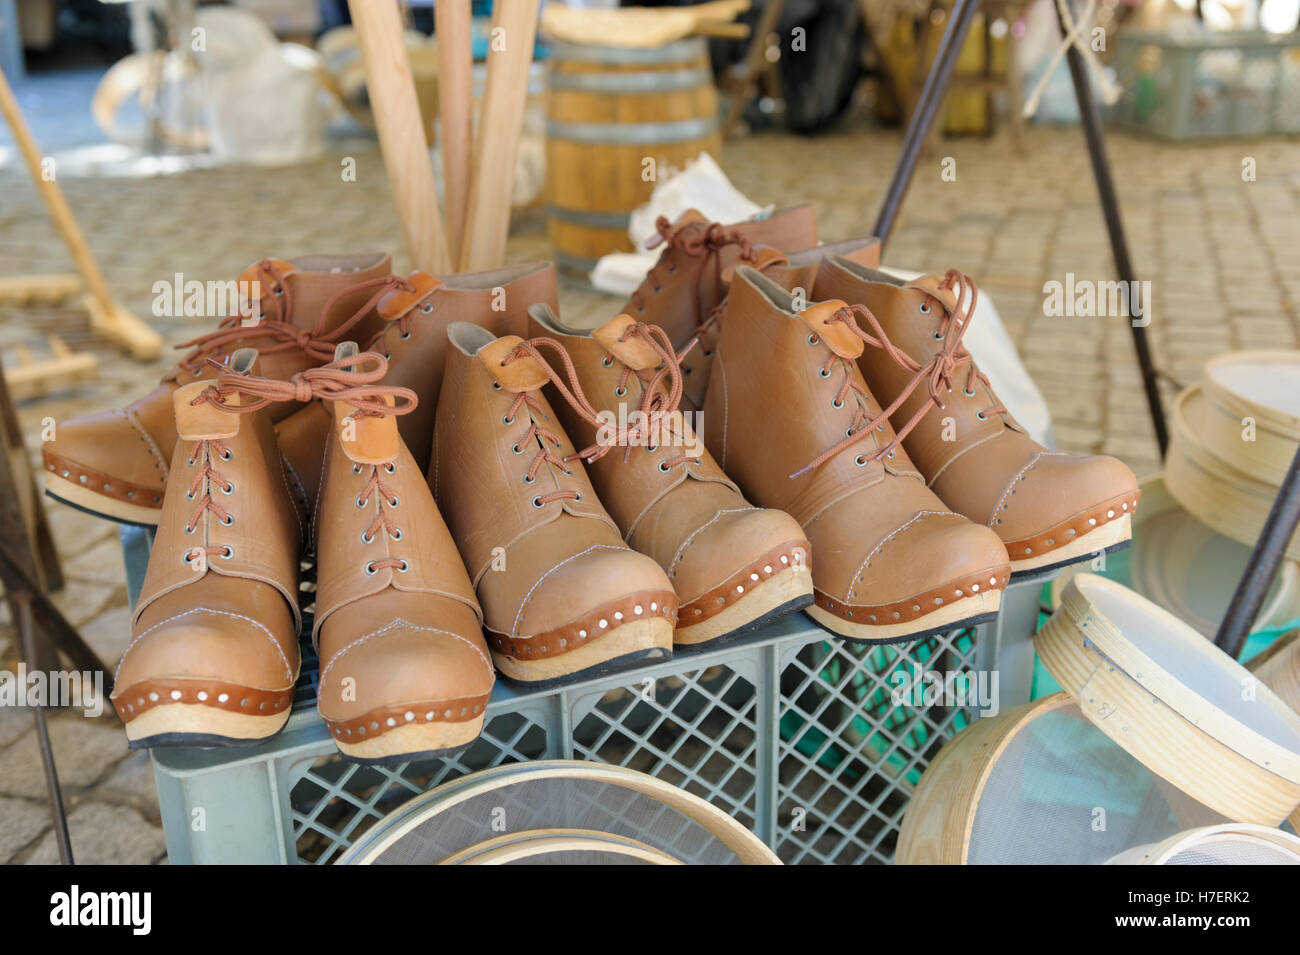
[791,270,1006,478]
[503,325,699,471]
[173,268,414,378]
[629,216,758,333]
[186,353,417,564]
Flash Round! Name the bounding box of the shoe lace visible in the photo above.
[191,352,418,567]
[790,270,1006,478]
[503,324,700,471]
[628,216,758,326]
[364,277,436,357]
[172,266,413,378]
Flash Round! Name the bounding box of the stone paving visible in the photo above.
[2,74,1298,862]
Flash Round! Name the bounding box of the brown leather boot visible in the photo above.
[229,345,495,763]
[525,306,813,648]
[43,253,397,526]
[814,260,1140,578]
[111,349,302,748]
[622,206,818,411]
[432,324,677,686]
[365,262,558,472]
[703,267,1011,643]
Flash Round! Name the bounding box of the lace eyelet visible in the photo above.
[388,496,400,508]
[602,356,613,367]
[511,442,523,455]
[964,387,976,397]
[920,302,931,314]
[854,455,868,467]
[361,531,373,544]
[492,381,502,390]
[831,399,843,409]
[390,528,403,541]
[219,546,234,559]
[219,514,234,526]
[184,524,196,536]
[400,330,412,340]
[396,559,410,572]
[887,450,895,459]
[181,551,196,565]
[574,493,582,502]
[877,424,885,431]
[807,334,819,346]
[185,490,196,501]
[846,427,855,437]
[355,495,366,509]
[976,411,988,421]
[384,351,391,360]
[384,462,396,473]
[933,331,943,340]
[614,386,626,397]
[219,448,233,461]
[658,461,670,472]
[351,463,362,475]
[703,349,714,358]
[364,561,378,576]
[532,496,544,508]
[502,414,515,425]
[421,302,434,314]
[523,474,535,485]
[818,368,830,378]
[273,285,285,297]
[220,481,235,495]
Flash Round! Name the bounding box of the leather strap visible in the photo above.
[113,677,293,723]
[678,539,810,625]
[323,692,490,741]
[814,566,1011,626]
[486,589,678,660]
[43,449,164,508]
[1001,489,1140,557]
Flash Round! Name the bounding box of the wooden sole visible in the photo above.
[335,714,485,765]
[45,473,161,527]
[1009,514,1132,576]
[123,702,289,749]
[492,617,673,686]
[674,565,813,647]
[806,588,1002,644]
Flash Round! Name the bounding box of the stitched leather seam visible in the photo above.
[125,408,170,479]
[816,566,1010,624]
[319,617,491,683]
[512,543,625,635]
[1002,490,1140,556]
[847,509,961,602]
[119,607,294,682]
[986,451,1067,526]
[678,540,809,622]
[925,428,1006,488]
[667,506,760,576]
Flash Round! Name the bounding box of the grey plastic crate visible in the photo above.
[121,524,1040,864]
[1109,29,1300,140]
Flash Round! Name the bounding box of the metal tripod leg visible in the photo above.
[1215,445,1300,659]
[1054,0,1167,456]
[872,0,982,244]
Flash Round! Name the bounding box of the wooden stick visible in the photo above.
[460,0,539,272]
[436,0,473,264]
[349,0,452,274]
[0,68,163,360]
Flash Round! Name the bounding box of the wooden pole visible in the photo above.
[349,0,452,274]
[0,67,163,360]
[436,0,473,264]
[460,0,539,272]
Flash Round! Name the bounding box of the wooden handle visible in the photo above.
[349,0,452,274]
[460,0,539,272]
[436,0,473,262]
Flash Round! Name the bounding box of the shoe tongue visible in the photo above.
[284,253,393,332]
[377,270,444,321]
[798,300,861,359]
[903,274,958,312]
[720,244,788,286]
[172,346,259,440]
[333,398,400,465]
[592,315,660,371]
[478,335,549,393]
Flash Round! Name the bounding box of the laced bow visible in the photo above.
[185,352,417,562]
[172,265,414,378]
[502,323,699,474]
[790,270,1005,478]
[630,216,758,329]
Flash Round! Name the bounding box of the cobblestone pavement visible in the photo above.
[2,86,1298,862]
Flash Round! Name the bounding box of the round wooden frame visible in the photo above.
[438,828,681,865]
[1201,351,1300,487]
[1106,823,1300,865]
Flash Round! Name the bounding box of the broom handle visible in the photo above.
[349,0,452,274]
[0,67,118,314]
[437,0,473,262]
[460,0,539,272]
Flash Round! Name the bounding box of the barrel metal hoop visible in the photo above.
[546,206,632,229]
[545,116,719,144]
[548,67,712,94]
[544,37,708,64]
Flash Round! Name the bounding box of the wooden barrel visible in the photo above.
[545,38,721,275]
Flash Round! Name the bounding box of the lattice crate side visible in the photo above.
[773,622,996,865]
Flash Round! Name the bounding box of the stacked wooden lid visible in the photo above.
[1165,351,1300,561]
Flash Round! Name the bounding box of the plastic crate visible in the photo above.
[1109,29,1300,140]
[120,525,1041,865]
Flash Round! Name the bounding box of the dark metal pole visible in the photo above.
[16,593,74,864]
[1215,444,1300,659]
[1055,0,1168,458]
[872,0,983,246]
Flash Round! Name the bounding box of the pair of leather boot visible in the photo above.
[112,346,494,764]
[429,307,814,686]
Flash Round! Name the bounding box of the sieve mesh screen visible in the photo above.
[369,776,746,865]
[967,706,1225,864]
[1166,835,1300,865]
